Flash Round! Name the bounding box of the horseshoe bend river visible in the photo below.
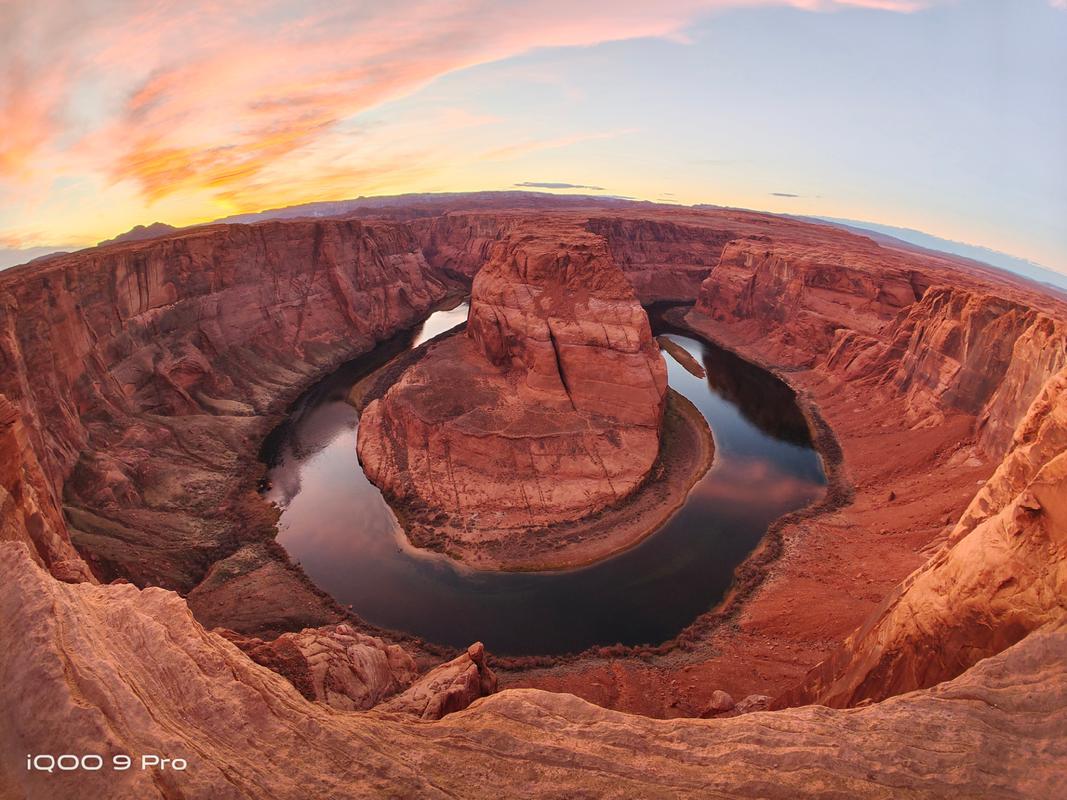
[260,303,826,656]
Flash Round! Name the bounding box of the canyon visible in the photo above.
[1,193,1065,797]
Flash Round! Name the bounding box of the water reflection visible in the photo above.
[261,304,825,655]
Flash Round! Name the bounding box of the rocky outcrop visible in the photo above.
[696,230,1067,461]
[780,366,1067,709]
[695,234,930,366]
[358,219,667,532]
[412,213,516,280]
[0,395,93,583]
[380,642,497,719]
[220,623,419,711]
[0,218,446,632]
[2,542,1065,799]
[826,286,1067,456]
[977,312,1067,455]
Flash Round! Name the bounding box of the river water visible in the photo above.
[260,303,825,655]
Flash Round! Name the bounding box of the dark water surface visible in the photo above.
[261,304,825,655]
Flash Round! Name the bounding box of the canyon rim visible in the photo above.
[1,193,1065,798]
[3,2,1067,796]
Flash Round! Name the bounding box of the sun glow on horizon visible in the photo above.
[2,0,1065,273]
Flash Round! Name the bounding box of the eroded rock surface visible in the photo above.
[2,543,1065,799]
[3,196,1067,798]
[358,219,667,533]
[381,642,498,719]
[0,218,446,632]
[780,366,1067,708]
[0,395,93,584]
[220,623,419,711]
[826,286,1067,448]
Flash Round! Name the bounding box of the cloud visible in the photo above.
[1,0,933,244]
[771,192,802,197]
[514,181,606,191]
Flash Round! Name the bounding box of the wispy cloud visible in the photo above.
[0,0,937,245]
[771,192,802,197]
[514,181,606,191]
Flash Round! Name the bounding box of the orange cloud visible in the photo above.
[1,0,934,242]
[0,61,66,179]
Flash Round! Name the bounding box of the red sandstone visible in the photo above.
[358,218,667,540]
[2,194,1066,797]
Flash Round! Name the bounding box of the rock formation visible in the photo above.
[0,217,446,632]
[0,395,93,583]
[587,216,737,302]
[219,623,496,718]
[2,194,1067,797]
[380,642,498,719]
[358,219,667,533]
[779,365,1067,708]
[1,542,1064,798]
[826,286,1067,448]
[220,623,419,711]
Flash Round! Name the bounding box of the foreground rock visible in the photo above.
[2,542,1065,799]
[0,395,94,584]
[381,642,498,719]
[358,219,667,535]
[780,366,1067,708]
[220,624,419,711]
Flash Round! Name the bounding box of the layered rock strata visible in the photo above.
[381,642,499,719]
[586,216,737,302]
[0,395,93,583]
[1,542,1064,799]
[358,220,667,532]
[220,624,420,711]
[825,286,1067,452]
[3,196,1067,798]
[780,366,1067,708]
[0,218,446,632]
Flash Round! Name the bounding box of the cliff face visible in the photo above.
[466,223,666,428]
[585,217,736,302]
[695,235,928,365]
[0,218,446,616]
[696,235,1067,458]
[2,541,1064,799]
[0,395,93,583]
[358,220,667,532]
[3,198,1067,797]
[977,312,1067,454]
[825,286,1067,456]
[781,367,1067,708]
[412,213,516,281]
[688,228,1067,709]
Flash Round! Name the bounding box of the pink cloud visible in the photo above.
[1,0,932,226]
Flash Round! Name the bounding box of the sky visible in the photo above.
[1,0,1065,274]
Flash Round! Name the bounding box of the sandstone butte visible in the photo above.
[0,194,1065,798]
[357,218,668,536]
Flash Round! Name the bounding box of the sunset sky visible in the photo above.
[2,0,1065,273]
